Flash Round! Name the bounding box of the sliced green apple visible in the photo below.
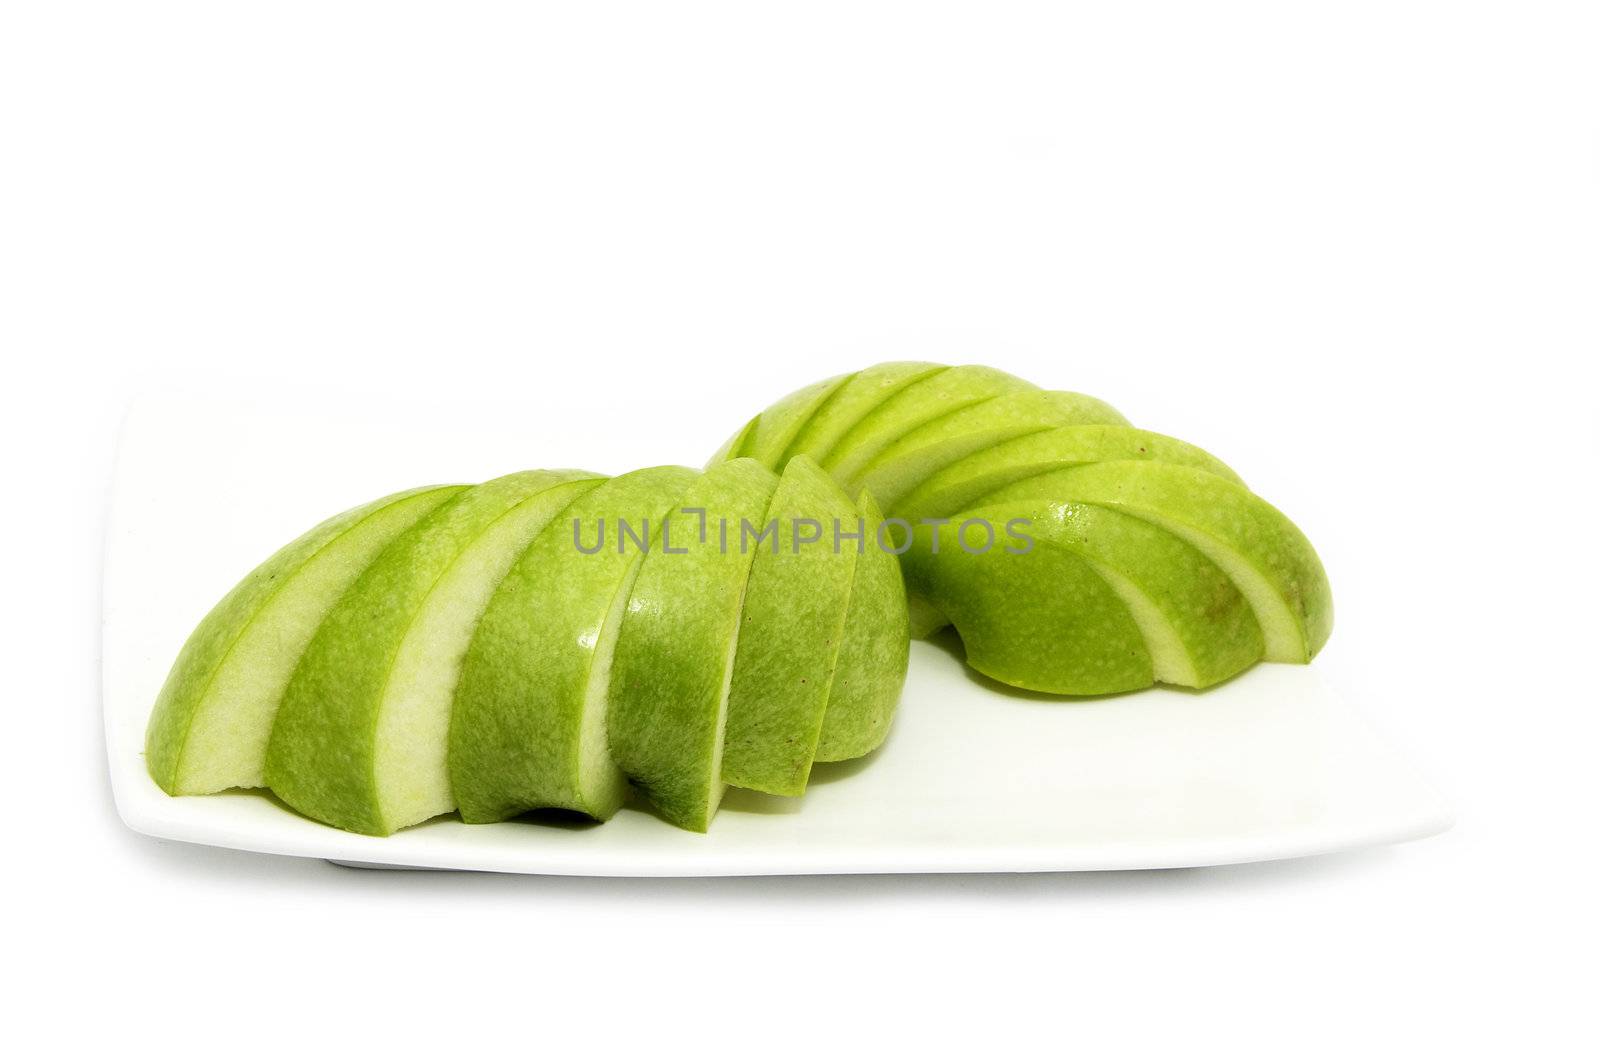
[820,364,1039,490]
[725,372,853,468]
[720,456,859,796]
[814,490,911,760]
[856,390,1131,512]
[893,424,1242,522]
[145,484,464,796]
[707,414,759,466]
[779,361,945,468]
[899,513,1153,695]
[606,458,780,831]
[973,461,1333,662]
[263,471,603,835]
[906,500,1264,692]
[449,465,699,824]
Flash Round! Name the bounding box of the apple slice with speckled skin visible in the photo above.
[711,373,852,467]
[774,362,945,470]
[855,390,1132,512]
[973,461,1332,665]
[719,456,860,796]
[892,424,1241,522]
[449,466,698,824]
[821,365,1038,490]
[902,499,1264,693]
[263,471,602,835]
[145,484,462,797]
[606,458,780,831]
[814,489,910,760]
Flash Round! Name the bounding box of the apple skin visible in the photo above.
[822,365,1038,488]
[263,471,603,835]
[449,465,699,824]
[707,414,760,467]
[814,489,910,760]
[720,456,860,796]
[903,499,1264,693]
[606,458,781,832]
[145,485,463,796]
[776,362,945,469]
[892,424,1242,522]
[973,462,1332,664]
[856,390,1132,511]
[713,374,852,468]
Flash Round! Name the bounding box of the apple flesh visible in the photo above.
[449,465,699,824]
[263,471,603,835]
[145,485,463,796]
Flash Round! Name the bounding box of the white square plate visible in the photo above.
[104,395,1452,875]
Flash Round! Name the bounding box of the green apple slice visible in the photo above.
[856,390,1131,512]
[606,458,779,831]
[974,461,1333,662]
[819,364,1039,490]
[777,361,945,468]
[893,424,1243,522]
[724,372,853,467]
[899,512,1153,695]
[450,465,699,824]
[145,484,464,796]
[720,456,860,796]
[907,500,1264,691]
[707,414,760,466]
[263,471,603,835]
[815,490,910,760]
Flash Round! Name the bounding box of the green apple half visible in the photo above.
[263,471,603,835]
[715,361,1334,696]
[606,458,780,831]
[145,485,463,796]
[449,465,699,824]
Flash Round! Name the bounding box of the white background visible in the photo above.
[4,2,1596,1058]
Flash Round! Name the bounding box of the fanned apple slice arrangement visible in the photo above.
[146,359,1333,835]
[145,458,909,834]
[714,362,1333,696]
